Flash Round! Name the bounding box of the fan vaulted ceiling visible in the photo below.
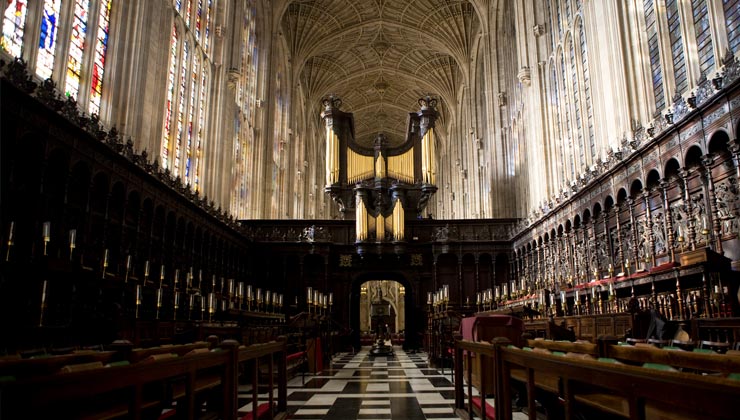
[279,0,483,148]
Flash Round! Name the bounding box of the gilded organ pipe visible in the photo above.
[376,214,385,242]
[375,152,387,179]
[347,148,374,184]
[325,124,340,185]
[356,194,368,241]
[421,127,436,184]
[392,200,405,241]
[388,149,414,183]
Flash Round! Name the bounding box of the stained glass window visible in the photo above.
[570,37,585,167]
[204,0,212,52]
[194,67,208,191]
[560,51,573,177]
[184,0,191,27]
[162,24,178,169]
[550,63,565,184]
[65,0,90,100]
[645,0,665,111]
[2,0,28,58]
[185,53,198,183]
[174,40,189,174]
[195,0,202,41]
[36,0,61,80]
[692,0,714,78]
[725,0,740,54]
[579,21,595,161]
[666,0,687,95]
[89,0,111,115]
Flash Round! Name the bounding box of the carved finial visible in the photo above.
[418,95,437,110]
[322,94,342,110]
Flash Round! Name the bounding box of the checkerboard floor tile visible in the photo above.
[236,346,529,419]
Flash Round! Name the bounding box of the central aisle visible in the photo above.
[242,347,461,420]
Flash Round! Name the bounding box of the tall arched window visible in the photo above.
[36,0,61,80]
[692,0,714,77]
[644,0,665,111]
[1,1,28,58]
[569,35,585,168]
[559,50,574,178]
[2,1,113,116]
[550,63,566,185]
[231,0,258,218]
[665,0,688,95]
[546,0,556,52]
[161,0,213,191]
[577,20,595,161]
[725,0,740,54]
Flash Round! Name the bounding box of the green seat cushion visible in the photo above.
[642,363,677,372]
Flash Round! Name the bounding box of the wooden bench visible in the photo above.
[454,337,740,420]
[0,338,290,420]
[525,336,740,377]
[0,344,234,419]
[499,344,740,420]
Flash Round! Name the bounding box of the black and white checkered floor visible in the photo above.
[236,346,528,419]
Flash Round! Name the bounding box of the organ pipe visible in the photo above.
[347,148,374,184]
[392,199,405,241]
[376,214,385,242]
[356,193,368,242]
[375,152,387,179]
[421,127,436,184]
[388,149,414,183]
[325,124,340,185]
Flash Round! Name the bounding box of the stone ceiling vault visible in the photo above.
[279,0,483,148]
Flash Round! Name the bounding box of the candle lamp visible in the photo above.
[237,282,245,310]
[200,295,206,320]
[156,287,163,319]
[135,284,142,318]
[159,265,166,288]
[102,249,109,279]
[247,284,253,311]
[256,288,263,311]
[307,287,313,314]
[144,261,150,284]
[39,280,48,327]
[208,292,216,321]
[68,229,76,261]
[5,221,14,262]
[265,290,272,313]
[42,221,50,256]
[124,255,132,283]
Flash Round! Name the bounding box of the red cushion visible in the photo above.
[286,352,306,362]
[471,396,495,420]
[239,402,271,420]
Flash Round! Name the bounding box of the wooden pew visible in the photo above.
[0,350,118,379]
[234,339,288,420]
[498,343,740,420]
[454,338,740,420]
[525,336,740,377]
[0,339,290,420]
[0,343,235,419]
